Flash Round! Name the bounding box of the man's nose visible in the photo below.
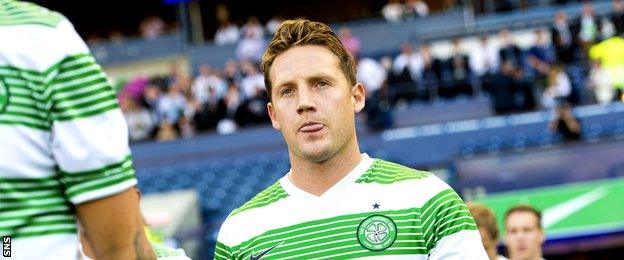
[296,87,316,114]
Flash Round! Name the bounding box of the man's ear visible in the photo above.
[267,102,281,130]
[352,83,366,113]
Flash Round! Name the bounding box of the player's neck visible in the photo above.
[288,141,362,197]
[511,252,542,260]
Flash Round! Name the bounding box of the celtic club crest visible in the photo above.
[357,214,397,251]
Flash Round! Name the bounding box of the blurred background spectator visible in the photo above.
[235,30,265,63]
[357,56,393,130]
[265,15,284,35]
[469,35,500,82]
[504,205,546,260]
[405,0,430,18]
[588,60,614,104]
[214,20,240,45]
[549,102,582,141]
[552,11,579,63]
[241,16,264,39]
[121,94,156,142]
[382,0,404,23]
[542,62,572,108]
[139,15,166,39]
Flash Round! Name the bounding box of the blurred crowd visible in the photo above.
[365,1,624,133]
[118,60,270,142]
[116,1,624,142]
[381,0,586,20]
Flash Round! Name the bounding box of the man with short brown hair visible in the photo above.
[504,205,546,260]
[214,19,487,259]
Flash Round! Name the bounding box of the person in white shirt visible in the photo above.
[357,57,388,95]
[381,0,404,23]
[543,63,571,108]
[470,35,500,78]
[588,60,614,104]
[405,0,429,18]
[215,21,240,46]
[191,64,227,105]
[241,16,265,40]
[393,42,424,82]
[578,2,599,48]
[236,30,266,63]
[121,95,155,142]
[265,16,284,35]
[239,61,266,100]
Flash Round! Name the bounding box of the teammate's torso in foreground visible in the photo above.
[0,1,136,259]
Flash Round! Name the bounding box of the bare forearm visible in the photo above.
[94,230,155,260]
[76,188,156,260]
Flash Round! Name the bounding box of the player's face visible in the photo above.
[504,211,545,260]
[267,45,365,163]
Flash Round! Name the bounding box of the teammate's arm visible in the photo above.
[76,188,156,260]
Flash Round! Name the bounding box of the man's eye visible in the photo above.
[317,81,329,87]
[281,88,294,95]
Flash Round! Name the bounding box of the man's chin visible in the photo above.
[513,248,531,260]
[297,147,334,163]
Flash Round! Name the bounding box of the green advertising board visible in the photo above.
[476,177,624,239]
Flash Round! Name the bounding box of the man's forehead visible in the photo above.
[270,45,342,84]
[506,211,540,226]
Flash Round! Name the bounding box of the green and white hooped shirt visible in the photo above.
[1,1,136,259]
[215,154,488,259]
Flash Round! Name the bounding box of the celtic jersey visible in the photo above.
[215,154,488,259]
[0,1,137,259]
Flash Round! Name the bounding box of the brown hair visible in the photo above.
[260,19,357,100]
[467,203,499,241]
[504,204,542,229]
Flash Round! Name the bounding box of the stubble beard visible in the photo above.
[294,130,354,164]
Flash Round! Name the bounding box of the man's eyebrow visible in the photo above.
[274,72,334,88]
[306,74,333,84]
[274,80,295,91]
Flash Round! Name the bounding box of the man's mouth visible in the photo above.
[299,122,324,133]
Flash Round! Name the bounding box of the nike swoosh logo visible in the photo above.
[542,187,608,228]
[249,241,284,260]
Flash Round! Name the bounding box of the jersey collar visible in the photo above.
[280,153,374,200]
